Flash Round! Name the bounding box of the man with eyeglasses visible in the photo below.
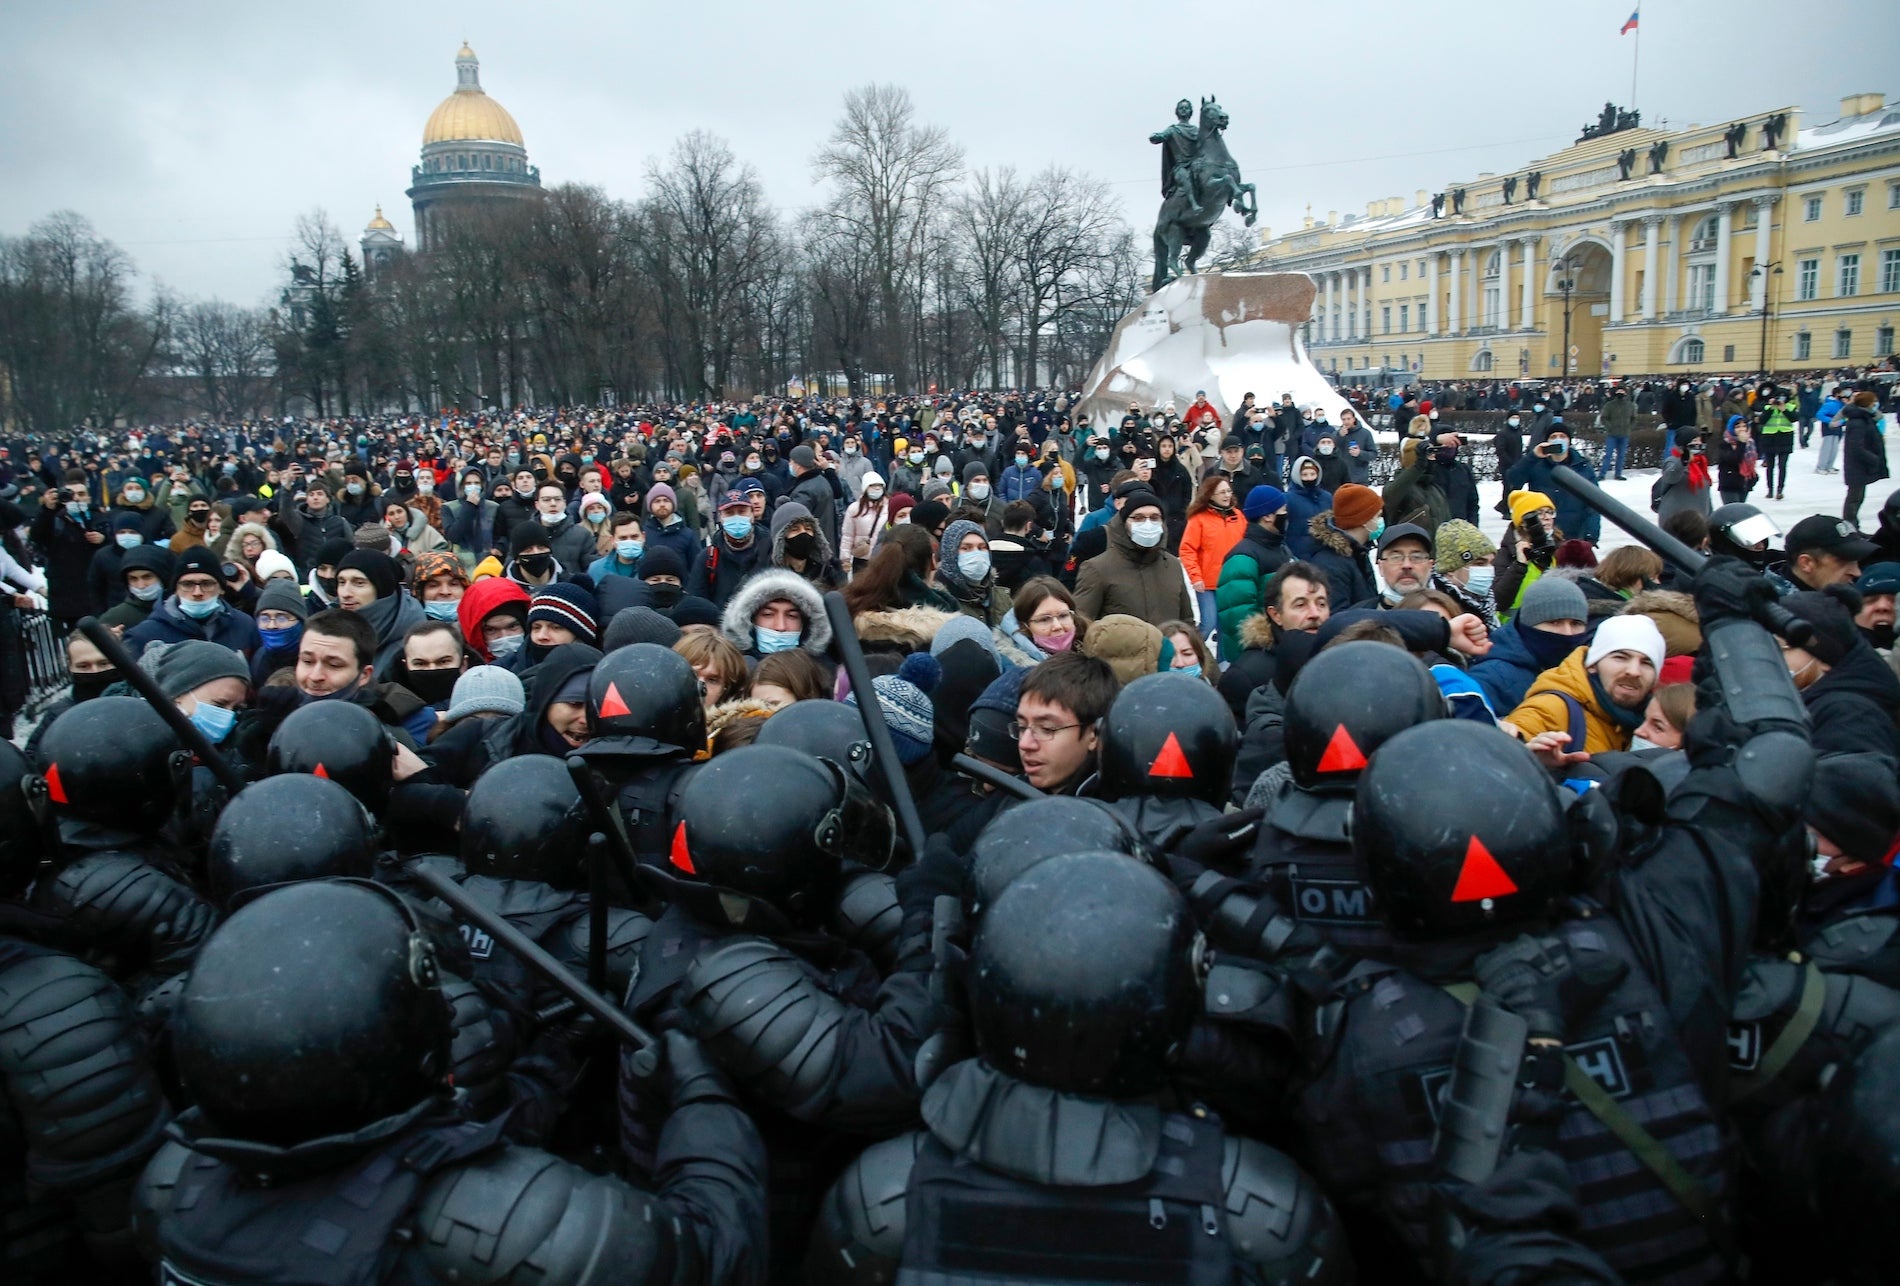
[1012,652,1121,793]
[125,546,260,660]
[1370,524,1437,608]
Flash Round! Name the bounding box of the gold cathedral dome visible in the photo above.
[421,44,524,147]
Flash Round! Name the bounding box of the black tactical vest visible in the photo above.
[1801,907,1900,991]
[1246,791,1396,956]
[149,1115,504,1286]
[898,1112,1234,1286]
[1300,910,1729,1285]
[613,760,696,866]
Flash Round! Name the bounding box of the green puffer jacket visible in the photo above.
[1214,527,1288,661]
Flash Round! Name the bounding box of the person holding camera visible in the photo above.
[1489,489,1564,620]
[27,473,108,634]
[1502,423,1601,545]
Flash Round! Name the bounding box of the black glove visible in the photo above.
[1691,553,1778,630]
[648,1029,733,1108]
[896,833,968,918]
[1472,934,1574,1043]
[1170,807,1265,873]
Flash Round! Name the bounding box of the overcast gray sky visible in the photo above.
[2,0,1890,306]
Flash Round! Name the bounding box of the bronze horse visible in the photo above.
[1152,98,1257,293]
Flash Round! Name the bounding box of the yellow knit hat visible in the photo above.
[1508,489,1556,529]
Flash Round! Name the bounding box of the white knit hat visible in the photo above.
[1585,615,1665,673]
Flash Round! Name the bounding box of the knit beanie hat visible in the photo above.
[966,665,1028,768]
[112,510,145,533]
[921,479,954,502]
[930,613,1000,663]
[1115,486,1163,519]
[254,549,298,584]
[646,482,677,510]
[848,652,940,764]
[315,537,355,572]
[886,491,916,516]
[1805,752,1900,864]
[1508,489,1557,529]
[962,460,990,487]
[1555,539,1598,570]
[528,582,600,644]
[640,545,686,583]
[1330,484,1382,531]
[1433,519,1497,574]
[1585,614,1666,672]
[173,545,229,588]
[510,521,551,556]
[337,549,401,600]
[911,499,951,532]
[353,522,394,552]
[1515,575,1589,629]
[1242,484,1288,520]
[445,666,526,722]
[602,606,682,652]
[789,444,818,470]
[1780,589,1861,666]
[151,640,250,699]
[255,579,309,622]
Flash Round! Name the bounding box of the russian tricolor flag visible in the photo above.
[1620,8,1640,34]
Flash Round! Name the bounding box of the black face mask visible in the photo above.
[316,574,338,599]
[783,531,818,561]
[70,668,119,703]
[647,582,683,610]
[517,553,554,578]
[400,665,460,707]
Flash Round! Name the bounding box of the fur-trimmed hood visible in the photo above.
[1621,588,1701,657]
[707,696,778,738]
[769,501,836,570]
[1307,511,1361,558]
[720,568,833,655]
[231,521,280,555]
[855,605,956,652]
[1238,611,1277,651]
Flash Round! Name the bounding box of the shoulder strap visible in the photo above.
[1557,691,1587,751]
[1729,960,1827,1103]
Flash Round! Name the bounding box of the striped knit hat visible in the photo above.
[527,582,599,645]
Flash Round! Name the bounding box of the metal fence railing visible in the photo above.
[19,609,68,716]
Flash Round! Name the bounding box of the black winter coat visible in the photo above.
[1842,406,1890,490]
[1805,642,1900,762]
[27,503,107,619]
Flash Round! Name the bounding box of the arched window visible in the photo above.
[1484,250,1501,279]
[1671,336,1706,365]
[1471,349,1494,372]
[1690,216,1719,252]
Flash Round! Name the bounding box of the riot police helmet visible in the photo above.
[754,698,875,786]
[207,774,375,905]
[0,740,40,890]
[967,795,1142,916]
[584,642,706,755]
[173,880,450,1146]
[1709,503,1780,566]
[460,755,591,889]
[1097,672,1237,807]
[1354,721,1568,940]
[671,744,895,927]
[266,700,394,815]
[1285,641,1446,791]
[37,695,180,832]
[971,850,1199,1096]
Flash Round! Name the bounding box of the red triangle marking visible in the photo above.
[670,821,695,874]
[1451,837,1520,902]
[45,763,67,804]
[1148,731,1194,778]
[1315,724,1368,774]
[313,763,329,779]
[599,681,631,720]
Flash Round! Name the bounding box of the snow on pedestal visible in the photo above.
[1075,272,1356,429]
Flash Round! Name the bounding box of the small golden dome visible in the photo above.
[366,206,395,232]
[422,45,524,147]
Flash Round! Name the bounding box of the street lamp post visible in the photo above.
[1752,261,1784,378]
[1555,256,1580,376]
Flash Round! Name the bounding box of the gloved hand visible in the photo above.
[1692,553,1778,630]
[1472,934,1574,1043]
[647,1029,733,1108]
[1170,807,1264,873]
[896,833,968,918]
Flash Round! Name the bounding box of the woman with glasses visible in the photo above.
[1002,576,1089,661]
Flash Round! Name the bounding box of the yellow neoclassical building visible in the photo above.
[1253,93,1900,383]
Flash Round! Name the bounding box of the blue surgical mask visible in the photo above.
[129,581,162,603]
[176,595,222,620]
[756,625,802,654]
[616,538,643,561]
[1366,517,1386,541]
[423,599,461,622]
[1465,566,1496,597]
[259,622,302,651]
[488,634,524,658]
[956,550,992,581]
[722,515,753,541]
[115,530,142,549]
[187,700,237,744]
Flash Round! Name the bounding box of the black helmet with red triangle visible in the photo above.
[1284,641,1445,793]
[1353,721,1568,940]
[1097,672,1237,807]
[37,696,182,834]
[581,643,705,757]
[266,700,394,817]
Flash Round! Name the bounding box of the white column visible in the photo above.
[1426,255,1440,335]
[1448,250,1465,332]
[1496,245,1511,329]
[1322,272,1335,341]
[1750,197,1774,309]
[1331,271,1343,341]
[1663,215,1682,315]
[1361,267,1373,339]
[1347,270,1358,339]
[1640,217,1661,320]
[1713,202,1734,314]
[1520,237,1538,329]
[1608,221,1627,321]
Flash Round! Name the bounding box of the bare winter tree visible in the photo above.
[177,300,273,420]
[812,84,963,392]
[950,167,1028,388]
[1012,167,1126,386]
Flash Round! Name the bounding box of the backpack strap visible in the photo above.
[1728,959,1827,1103]
[1556,692,1588,752]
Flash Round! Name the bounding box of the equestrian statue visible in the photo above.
[1150,96,1257,292]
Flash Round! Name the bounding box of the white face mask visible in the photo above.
[1128,519,1165,548]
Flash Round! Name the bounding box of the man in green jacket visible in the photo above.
[1600,385,1636,479]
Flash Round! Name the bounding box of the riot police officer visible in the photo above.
[571,643,704,867]
[1293,557,1815,1282]
[1094,671,1239,850]
[132,880,768,1285]
[805,850,1350,1284]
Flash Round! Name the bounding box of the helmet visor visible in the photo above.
[1726,513,1780,549]
[813,758,897,871]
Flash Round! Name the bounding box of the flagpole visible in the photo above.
[1631,6,1641,112]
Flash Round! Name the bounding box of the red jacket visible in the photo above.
[1184,399,1223,432]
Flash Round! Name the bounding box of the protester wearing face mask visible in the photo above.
[456,575,531,667]
[1798,753,1900,927]
[443,469,500,561]
[1428,519,1500,628]
[1209,484,1291,660]
[1004,576,1086,660]
[93,545,175,633]
[767,502,842,590]
[30,476,108,631]
[125,545,261,659]
[154,640,251,750]
[112,476,174,543]
[1503,425,1601,545]
[639,546,689,613]
[393,620,466,712]
[409,551,468,625]
[249,579,308,686]
[1073,489,1195,628]
[691,490,766,610]
[934,519,1014,627]
[1630,682,1695,754]
[719,569,834,668]
[1778,587,1900,762]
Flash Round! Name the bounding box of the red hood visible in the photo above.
[459,577,530,660]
